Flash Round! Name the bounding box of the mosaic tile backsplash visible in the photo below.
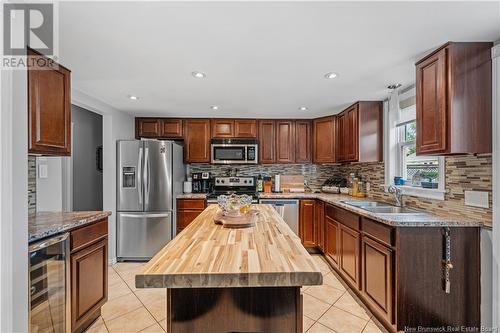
[189,153,492,227]
[28,156,36,215]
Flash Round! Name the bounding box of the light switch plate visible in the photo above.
[464,191,489,208]
[38,164,48,179]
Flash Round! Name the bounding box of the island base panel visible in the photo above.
[167,287,302,333]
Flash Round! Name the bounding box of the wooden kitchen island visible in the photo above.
[136,204,322,333]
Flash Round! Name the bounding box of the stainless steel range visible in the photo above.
[206,176,258,203]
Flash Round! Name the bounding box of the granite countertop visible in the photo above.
[29,211,112,243]
[136,204,322,289]
[176,192,481,227]
[259,192,482,227]
[176,193,208,199]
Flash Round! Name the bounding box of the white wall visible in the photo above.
[36,157,65,211]
[0,69,29,331]
[72,89,135,263]
[491,42,500,328]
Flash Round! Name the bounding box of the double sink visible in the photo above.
[342,200,427,215]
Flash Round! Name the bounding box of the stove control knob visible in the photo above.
[216,179,220,184]
[220,179,225,184]
[243,180,247,184]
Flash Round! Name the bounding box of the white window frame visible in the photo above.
[384,87,446,201]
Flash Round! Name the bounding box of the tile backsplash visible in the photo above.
[28,156,36,215]
[187,163,341,190]
[188,153,492,227]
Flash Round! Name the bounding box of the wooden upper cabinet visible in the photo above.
[184,119,211,163]
[211,119,235,138]
[28,48,71,156]
[295,120,312,163]
[313,116,336,163]
[234,119,257,138]
[136,118,162,138]
[258,120,275,164]
[275,120,295,163]
[161,119,183,138]
[337,102,382,163]
[345,105,359,161]
[136,118,183,138]
[299,200,316,248]
[336,113,346,162]
[416,42,492,155]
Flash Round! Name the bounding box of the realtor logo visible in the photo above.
[3,3,53,56]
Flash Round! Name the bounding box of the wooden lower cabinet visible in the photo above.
[70,219,108,333]
[176,199,206,234]
[315,201,325,251]
[339,224,360,288]
[324,216,339,268]
[361,235,394,324]
[317,204,480,333]
[299,200,316,248]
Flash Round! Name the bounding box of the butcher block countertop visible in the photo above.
[136,204,323,289]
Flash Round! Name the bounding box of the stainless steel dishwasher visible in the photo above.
[259,199,299,235]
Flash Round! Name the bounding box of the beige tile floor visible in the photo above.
[85,255,388,333]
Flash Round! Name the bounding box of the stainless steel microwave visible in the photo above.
[211,139,258,164]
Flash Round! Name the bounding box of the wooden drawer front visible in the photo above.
[325,204,335,219]
[177,199,206,210]
[333,207,360,230]
[71,239,108,331]
[361,218,394,247]
[339,225,360,288]
[361,236,394,323]
[71,219,108,252]
[177,209,204,230]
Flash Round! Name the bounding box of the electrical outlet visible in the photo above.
[464,191,489,208]
[38,164,48,179]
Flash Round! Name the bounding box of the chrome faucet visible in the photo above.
[387,185,403,207]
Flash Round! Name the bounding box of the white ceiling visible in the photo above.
[59,1,500,118]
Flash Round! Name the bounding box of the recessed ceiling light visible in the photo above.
[192,71,206,78]
[299,106,308,111]
[324,72,338,79]
[210,105,219,110]
[128,95,139,100]
[387,83,402,90]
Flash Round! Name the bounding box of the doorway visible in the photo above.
[71,105,103,211]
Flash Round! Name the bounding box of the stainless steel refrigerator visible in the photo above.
[117,140,185,260]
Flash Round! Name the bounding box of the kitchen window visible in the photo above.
[385,87,445,200]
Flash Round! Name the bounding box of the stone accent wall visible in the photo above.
[188,154,493,227]
[28,156,36,215]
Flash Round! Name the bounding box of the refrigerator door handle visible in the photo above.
[120,213,171,218]
[144,147,150,206]
[137,147,143,205]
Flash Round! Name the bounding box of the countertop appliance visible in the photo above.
[321,176,348,194]
[29,233,70,333]
[206,176,258,203]
[117,140,185,260]
[259,199,299,235]
[192,172,211,193]
[211,139,258,164]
